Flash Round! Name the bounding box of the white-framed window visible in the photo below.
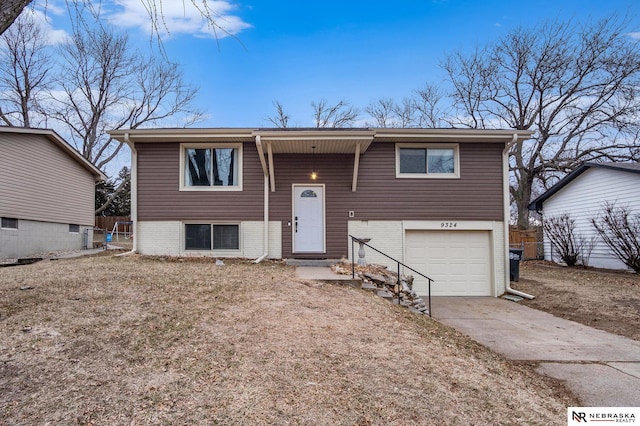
[1,217,18,229]
[180,143,242,191]
[184,223,240,251]
[69,224,80,233]
[395,144,460,178]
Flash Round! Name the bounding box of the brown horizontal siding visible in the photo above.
[136,142,264,221]
[356,143,504,219]
[270,142,505,258]
[136,141,505,259]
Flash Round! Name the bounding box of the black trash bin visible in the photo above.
[509,248,523,282]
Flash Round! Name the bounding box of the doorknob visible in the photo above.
[295,216,298,233]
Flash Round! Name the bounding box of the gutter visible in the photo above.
[116,132,137,256]
[503,133,534,299]
[254,136,269,263]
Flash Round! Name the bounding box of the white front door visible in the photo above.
[293,185,325,253]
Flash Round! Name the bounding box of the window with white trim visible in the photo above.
[396,144,459,178]
[185,224,240,251]
[181,144,242,190]
[1,217,18,229]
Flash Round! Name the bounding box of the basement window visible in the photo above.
[1,217,18,229]
[69,224,80,233]
[185,224,240,251]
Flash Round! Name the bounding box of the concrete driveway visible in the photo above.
[432,297,640,407]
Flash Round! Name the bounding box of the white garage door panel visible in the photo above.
[405,230,491,296]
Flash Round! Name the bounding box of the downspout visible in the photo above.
[503,133,534,299]
[254,135,269,263]
[116,132,137,257]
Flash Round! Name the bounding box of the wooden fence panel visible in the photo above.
[95,216,132,232]
[509,227,542,260]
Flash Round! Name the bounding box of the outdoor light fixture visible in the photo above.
[310,145,317,180]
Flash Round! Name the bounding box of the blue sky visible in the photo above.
[154,0,640,127]
[36,0,640,128]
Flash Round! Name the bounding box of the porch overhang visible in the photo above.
[253,129,375,192]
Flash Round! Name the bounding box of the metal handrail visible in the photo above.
[349,235,433,317]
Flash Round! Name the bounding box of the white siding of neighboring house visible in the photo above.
[542,167,640,270]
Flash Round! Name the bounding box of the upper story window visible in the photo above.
[180,144,242,191]
[396,144,459,178]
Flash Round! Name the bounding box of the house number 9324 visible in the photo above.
[441,222,457,228]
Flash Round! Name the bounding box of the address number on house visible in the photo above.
[440,222,458,228]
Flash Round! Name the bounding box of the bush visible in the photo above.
[591,203,640,273]
[543,213,594,267]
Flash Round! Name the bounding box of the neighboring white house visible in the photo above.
[0,127,105,259]
[529,162,640,270]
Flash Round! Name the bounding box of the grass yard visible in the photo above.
[514,261,640,341]
[1,254,576,425]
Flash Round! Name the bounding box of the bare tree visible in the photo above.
[0,1,235,38]
[413,83,447,128]
[366,84,447,128]
[312,99,359,128]
[0,0,31,36]
[443,17,640,228]
[591,202,640,273]
[392,97,416,128]
[51,24,201,172]
[0,12,51,127]
[265,101,289,128]
[365,97,395,127]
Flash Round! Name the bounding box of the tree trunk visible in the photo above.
[512,175,534,230]
[0,0,31,36]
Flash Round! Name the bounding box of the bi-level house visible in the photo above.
[109,128,532,296]
[1,127,105,259]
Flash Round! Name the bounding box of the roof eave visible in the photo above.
[527,162,640,211]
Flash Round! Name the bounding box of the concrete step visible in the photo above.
[361,282,379,292]
[286,259,343,267]
[377,290,395,300]
[316,278,362,289]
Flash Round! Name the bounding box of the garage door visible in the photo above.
[405,230,491,296]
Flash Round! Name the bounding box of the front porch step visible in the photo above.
[286,259,343,267]
[316,278,362,289]
[377,290,395,300]
[361,282,379,292]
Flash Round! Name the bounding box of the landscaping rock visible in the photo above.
[333,262,430,316]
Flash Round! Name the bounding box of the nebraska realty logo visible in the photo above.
[568,407,638,424]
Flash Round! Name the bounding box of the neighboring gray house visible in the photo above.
[0,127,105,259]
[529,162,640,270]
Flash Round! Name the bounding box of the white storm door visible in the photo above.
[293,185,325,253]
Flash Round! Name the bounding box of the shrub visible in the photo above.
[543,213,594,267]
[591,203,640,273]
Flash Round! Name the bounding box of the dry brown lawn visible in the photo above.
[1,254,576,425]
[513,261,640,341]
